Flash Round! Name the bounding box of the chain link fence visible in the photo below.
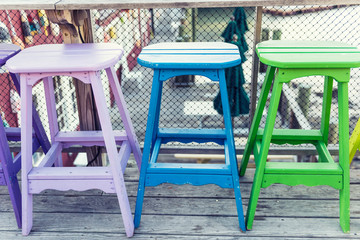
[0,6,359,157]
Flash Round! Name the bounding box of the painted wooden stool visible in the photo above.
[134,42,246,232]
[6,43,142,237]
[349,118,360,164]
[0,44,51,228]
[240,40,360,232]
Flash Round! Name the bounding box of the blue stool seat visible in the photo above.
[134,42,246,232]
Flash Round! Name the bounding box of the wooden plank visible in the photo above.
[4,176,360,200]
[0,232,307,240]
[127,181,359,199]
[0,0,57,9]
[1,195,360,218]
[0,212,359,238]
[1,167,360,238]
[54,0,360,10]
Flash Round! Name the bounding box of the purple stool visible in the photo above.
[0,44,51,229]
[6,43,142,237]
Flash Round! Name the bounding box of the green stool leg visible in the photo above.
[246,74,283,230]
[320,76,334,145]
[316,76,333,162]
[240,66,276,176]
[338,81,350,233]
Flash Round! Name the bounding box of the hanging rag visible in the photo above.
[213,7,250,117]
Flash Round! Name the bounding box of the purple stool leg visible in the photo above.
[0,73,51,229]
[106,67,142,169]
[90,70,135,237]
[10,72,51,153]
[43,76,62,167]
[20,74,34,235]
[0,116,22,228]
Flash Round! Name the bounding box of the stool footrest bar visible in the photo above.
[28,166,113,180]
[5,127,35,141]
[264,162,342,175]
[158,128,226,144]
[147,162,231,174]
[262,173,343,189]
[257,129,323,144]
[55,130,128,147]
[28,167,116,194]
[145,173,234,188]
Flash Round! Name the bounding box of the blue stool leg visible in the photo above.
[134,70,163,228]
[150,80,163,156]
[218,69,246,232]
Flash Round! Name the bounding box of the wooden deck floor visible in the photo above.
[1,159,360,239]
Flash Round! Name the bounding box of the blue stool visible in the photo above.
[134,42,246,232]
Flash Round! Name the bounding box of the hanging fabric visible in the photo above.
[213,7,250,117]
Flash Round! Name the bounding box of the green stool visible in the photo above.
[240,40,360,233]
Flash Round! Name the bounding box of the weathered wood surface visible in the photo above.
[0,1,57,10]
[55,0,360,10]
[0,0,359,10]
[0,194,359,217]
[1,212,360,238]
[1,165,360,239]
[0,233,314,240]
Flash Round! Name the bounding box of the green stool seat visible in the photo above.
[240,40,360,233]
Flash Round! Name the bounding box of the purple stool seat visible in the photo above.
[7,43,124,72]
[6,43,142,237]
[0,43,51,229]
